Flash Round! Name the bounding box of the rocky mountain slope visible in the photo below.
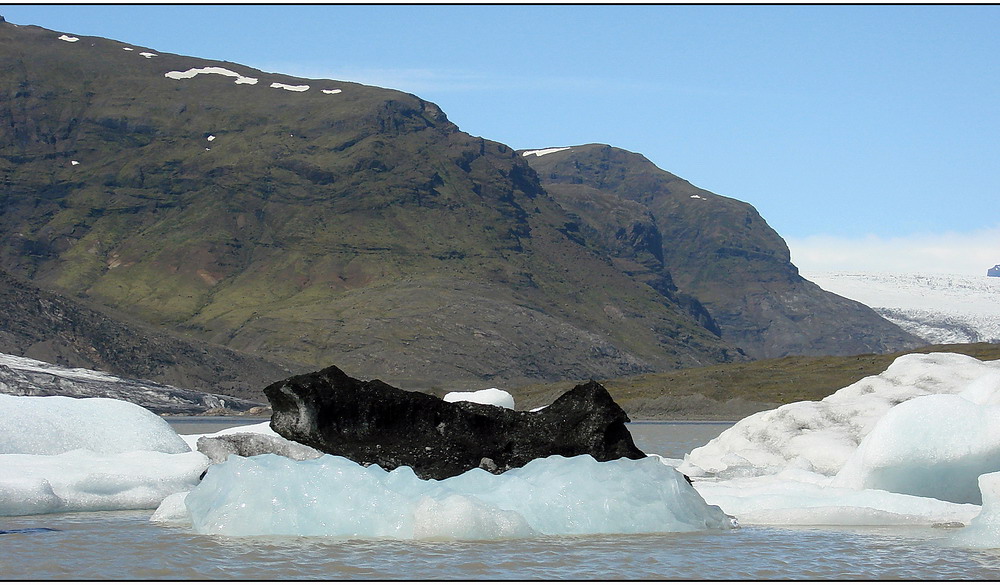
[0,21,923,393]
[0,21,742,390]
[0,268,302,398]
[805,272,1000,345]
[0,350,265,415]
[521,144,924,359]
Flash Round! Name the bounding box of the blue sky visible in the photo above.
[3,4,998,274]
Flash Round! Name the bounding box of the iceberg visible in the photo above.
[680,353,1000,480]
[171,453,733,539]
[832,392,1000,505]
[680,353,1000,526]
[0,395,208,516]
[0,394,190,455]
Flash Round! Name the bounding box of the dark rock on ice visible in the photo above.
[264,365,646,480]
[196,432,323,464]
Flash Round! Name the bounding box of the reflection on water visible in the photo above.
[4,419,1000,580]
[3,510,1000,580]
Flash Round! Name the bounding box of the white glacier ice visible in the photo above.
[0,394,190,455]
[950,472,1000,548]
[832,392,1000,504]
[680,352,1000,527]
[174,453,732,539]
[0,395,207,516]
[680,353,1000,480]
[443,388,515,409]
[804,272,1000,344]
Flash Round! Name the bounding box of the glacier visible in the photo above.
[804,272,1000,344]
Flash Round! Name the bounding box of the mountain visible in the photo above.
[804,272,1000,345]
[520,144,925,359]
[0,267,302,399]
[0,21,924,394]
[0,21,743,390]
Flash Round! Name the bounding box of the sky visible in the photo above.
[2,4,998,275]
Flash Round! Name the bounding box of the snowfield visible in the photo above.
[804,272,1000,344]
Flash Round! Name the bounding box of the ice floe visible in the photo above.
[165,66,258,85]
[271,82,309,92]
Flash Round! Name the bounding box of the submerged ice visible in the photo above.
[169,452,732,539]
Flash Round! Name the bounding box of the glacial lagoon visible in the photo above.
[2,421,1000,581]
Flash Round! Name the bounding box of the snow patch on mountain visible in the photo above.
[270,82,309,92]
[804,272,1000,344]
[522,147,571,157]
[165,66,259,85]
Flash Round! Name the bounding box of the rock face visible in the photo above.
[522,144,925,359]
[264,365,646,480]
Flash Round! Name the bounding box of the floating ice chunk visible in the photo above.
[0,450,208,516]
[164,66,258,85]
[182,453,731,539]
[321,89,342,94]
[443,388,515,409]
[521,147,571,157]
[270,82,309,92]
[0,478,63,516]
[150,491,191,524]
[693,471,979,527]
[680,353,1000,481]
[0,395,190,455]
[950,472,1000,548]
[832,393,1000,504]
[139,52,157,59]
[58,35,79,43]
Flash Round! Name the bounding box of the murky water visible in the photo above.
[3,421,1000,580]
